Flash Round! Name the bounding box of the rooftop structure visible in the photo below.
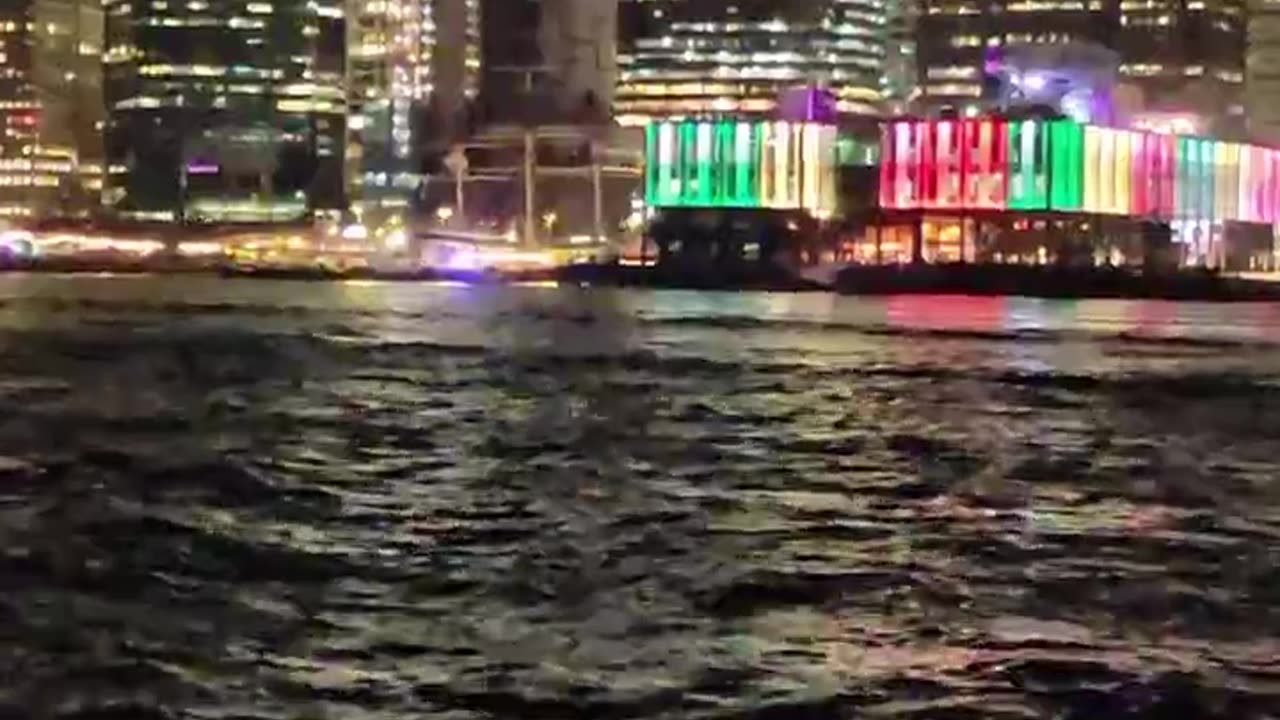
[986,43,1121,124]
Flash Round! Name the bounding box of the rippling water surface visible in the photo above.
[1,275,1278,719]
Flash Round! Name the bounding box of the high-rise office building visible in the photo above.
[1116,0,1245,124]
[541,0,618,119]
[477,0,541,121]
[916,1,1115,113]
[615,0,886,124]
[347,0,480,216]
[0,0,103,220]
[1248,0,1280,141]
[102,0,348,222]
[478,0,616,124]
[916,0,1246,131]
[882,0,918,114]
[437,0,637,248]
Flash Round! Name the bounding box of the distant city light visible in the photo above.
[1023,73,1048,91]
[384,228,408,250]
[1131,114,1203,136]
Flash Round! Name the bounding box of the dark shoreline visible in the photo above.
[3,259,1280,301]
[832,263,1280,301]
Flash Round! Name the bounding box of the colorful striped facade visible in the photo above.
[644,120,839,217]
[643,118,1280,231]
[878,119,1280,226]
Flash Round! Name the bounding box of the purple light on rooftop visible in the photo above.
[186,163,219,175]
[778,87,837,122]
[983,46,1003,76]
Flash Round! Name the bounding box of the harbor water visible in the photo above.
[0,275,1277,719]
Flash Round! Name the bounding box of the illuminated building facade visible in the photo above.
[0,0,103,220]
[878,117,1278,264]
[347,0,480,220]
[102,0,348,222]
[917,1,1246,130]
[1249,0,1280,142]
[645,120,838,216]
[643,115,1280,268]
[615,0,885,124]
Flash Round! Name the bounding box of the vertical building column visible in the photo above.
[432,0,480,142]
[540,0,617,121]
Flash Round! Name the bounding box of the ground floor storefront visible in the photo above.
[643,208,1280,274]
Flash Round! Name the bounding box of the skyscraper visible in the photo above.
[102,0,348,222]
[916,0,1246,131]
[347,0,480,217]
[882,0,918,114]
[1248,0,1280,141]
[477,0,616,124]
[615,0,886,124]
[916,1,1115,114]
[540,0,618,119]
[477,0,541,121]
[0,0,103,220]
[440,0,637,248]
[1115,0,1245,125]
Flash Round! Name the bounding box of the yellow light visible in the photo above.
[1114,130,1132,215]
[773,121,790,208]
[1083,126,1102,214]
[178,242,223,256]
[759,122,775,206]
[802,124,820,212]
[384,229,408,250]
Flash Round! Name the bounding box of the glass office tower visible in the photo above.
[0,0,102,219]
[917,0,1245,131]
[102,0,347,221]
[616,0,886,123]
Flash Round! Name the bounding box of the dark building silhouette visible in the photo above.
[478,0,544,124]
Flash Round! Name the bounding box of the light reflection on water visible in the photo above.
[0,276,1277,719]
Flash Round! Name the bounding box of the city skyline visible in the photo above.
[0,0,1274,224]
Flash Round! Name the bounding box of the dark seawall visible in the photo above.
[833,263,1280,302]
